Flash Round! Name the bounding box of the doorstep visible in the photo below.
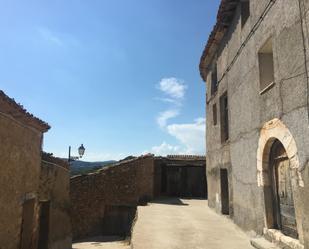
[263,228,304,249]
[250,237,280,249]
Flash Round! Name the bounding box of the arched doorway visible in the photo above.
[267,140,298,238]
[257,118,304,242]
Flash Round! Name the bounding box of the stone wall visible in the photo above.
[0,114,43,249]
[39,153,71,249]
[201,0,309,247]
[0,90,49,249]
[70,155,155,240]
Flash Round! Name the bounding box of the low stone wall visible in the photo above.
[70,155,155,240]
[40,153,71,249]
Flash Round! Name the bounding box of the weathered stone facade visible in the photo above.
[40,153,71,249]
[0,90,72,249]
[199,0,309,248]
[0,90,50,249]
[70,154,207,241]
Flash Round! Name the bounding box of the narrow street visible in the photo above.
[131,198,253,249]
[72,236,130,249]
[72,198,254,249]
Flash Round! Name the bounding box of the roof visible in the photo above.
[166,155,206,161]
[199,0,239,81]
[0,90,50,132]
[42,152,70,170]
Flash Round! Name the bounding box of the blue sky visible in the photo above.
[0,0,220,161]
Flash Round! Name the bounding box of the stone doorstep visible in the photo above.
[263,228,304,249]
[251,237,280,249]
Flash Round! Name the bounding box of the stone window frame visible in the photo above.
[258,37,276,94]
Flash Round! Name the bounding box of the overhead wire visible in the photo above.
[297,0,309,123]
[216,0,277,85]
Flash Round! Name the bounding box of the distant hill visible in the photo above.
[70,160,117,176]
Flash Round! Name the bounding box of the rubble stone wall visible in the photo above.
[70,155,154,240]
[40,154,71,249]
[0,113,43,249]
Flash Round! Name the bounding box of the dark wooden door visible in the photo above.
[20,199,35,249]
[273,157,298,238]
[220,169,229,215]
[38,201,50,249]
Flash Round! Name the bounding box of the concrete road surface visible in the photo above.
[72,236,130,249]
[131,198,253,249]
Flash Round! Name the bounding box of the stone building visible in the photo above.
[199,0,309,248]
[40,153,71,249]
[0,90,71,249]
[70,155,155,240]
[154,155,207,198]
[70,154,207,241]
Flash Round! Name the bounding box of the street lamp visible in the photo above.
[68,144,86,163]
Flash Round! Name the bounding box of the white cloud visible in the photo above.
[150,142,182,156]
[157,109,179,128]
[155,77,187,128]
[37,27,63,46]
[153,78,205,155]
[154,97,179,105]
[157,78,187,100]
[149,117,206,156]
[166,118,206,154]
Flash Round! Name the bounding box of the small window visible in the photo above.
[213,104,217,126]
[241,1,250,27]
[211,64,218,95]
[258,38,275,92]
[220,92,229,143]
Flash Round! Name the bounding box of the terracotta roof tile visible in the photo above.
[0,90,50,132]
[199,0,239,81]
[42,152,69,169]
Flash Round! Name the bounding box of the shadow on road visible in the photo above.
[73,235,126,243]
[150,197,190,206]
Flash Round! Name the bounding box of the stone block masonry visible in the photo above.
[70,155,155,240]
[40,153,71,249]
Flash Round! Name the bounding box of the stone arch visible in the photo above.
[257,118,304,187]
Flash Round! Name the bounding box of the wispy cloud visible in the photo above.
[157,109,179,128]
[166,117,205,154]
[152,77,205,155]
[148,117,206,156]
[155,77,187,128]
[37,27,63,46]
[157,77,187,100]
[150,142,181,155]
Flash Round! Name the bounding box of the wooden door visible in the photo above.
[38,201,50,249]
[273,157,298,238]
[220,169,229,215]
[20,199,35,249]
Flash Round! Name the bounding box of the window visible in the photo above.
[211,63,218,95]
[258,38,275,92]
[241,1,250,27]
[220,92,229,143]
[213,104,217,126]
